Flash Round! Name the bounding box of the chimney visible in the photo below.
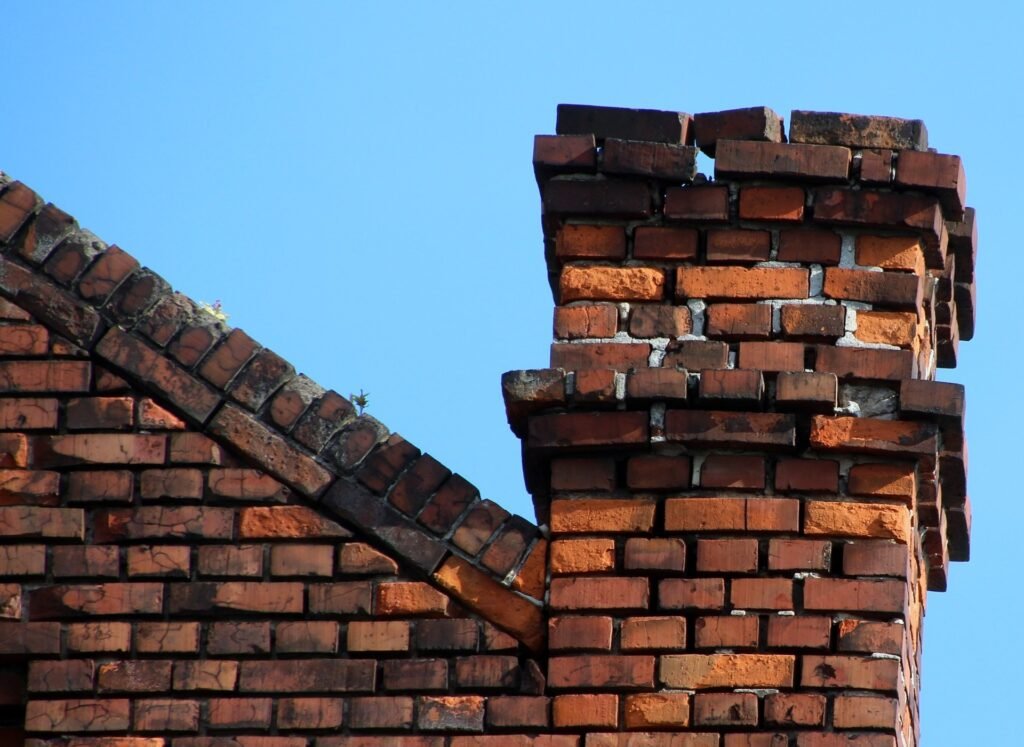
[504,104,975,745]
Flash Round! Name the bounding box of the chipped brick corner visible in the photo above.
[0,102,976,746]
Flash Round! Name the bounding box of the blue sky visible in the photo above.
[3,2,1021,741]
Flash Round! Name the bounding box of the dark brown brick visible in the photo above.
[543,178,652,217]
[777,228,842,265]
[602,139,697,180]
[716,140,850,181]
[633,226,698,261]
[533,134,597,169]
[693,106,783,156]
[556,103,691,144]
[790,110,927,150]
[664,186,729,221]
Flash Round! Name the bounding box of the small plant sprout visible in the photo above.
[350,389,370,415]
[200,300,229,323]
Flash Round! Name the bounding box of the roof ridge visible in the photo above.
[0,176,546,651]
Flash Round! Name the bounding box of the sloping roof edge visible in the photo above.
[0,172,547,651]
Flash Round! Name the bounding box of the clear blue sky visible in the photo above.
[3,2,1019,741]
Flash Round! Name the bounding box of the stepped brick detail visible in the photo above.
[0,102,975,745]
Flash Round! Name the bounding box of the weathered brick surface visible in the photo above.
[0,103,978,745]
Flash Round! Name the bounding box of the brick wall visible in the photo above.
[503,104,975,746]
[0,102,975,746]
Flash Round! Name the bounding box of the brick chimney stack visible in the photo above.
[504,104,976,745]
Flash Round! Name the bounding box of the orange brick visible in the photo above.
[376,582,452,617]
[550,538,615,574]
[238,506,348,539]
[847,463,916,504]
[855,235,925,274]
[660,654,794,689]
[664,497,745,531]
[553,693,618,728]
[560,266,665,302]
[854,310,920,346]
[809,416,936,456]
[550,498,656,533]
[556,224,627,260]
[804,500,911,543]
[676,267,809,301]
[624,692,691,729]
[620,616,686,651]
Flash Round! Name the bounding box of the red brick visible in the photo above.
[66,622,131,653]
[533,133,596,169]
[554,304,618,339]
[836,619,903,655]
[0,469,58,503]
[731,578,793,610]
[626,368,688,401]
[543,178,652,217]
[896,149,966,218]
[210,404,333,496]
[694,615,759,648]
[603,138,697,180]
[348,620,410,652]
[339,542,399,575]
[29,583,163,619]
[133,698,200,731]
[169,432,224,464]
[208,469,288,501]
[28,659,96,692]
[624,538,685,571]
[451,499,509,555]
[0,397,58,429]
[777,228,842,265]
[454,655,519,689]
[633,226,699,260]
[860,148,894,184]
[382,659,448,691]
[486,696,549,728]
[0,544,46,576]
[766,615,831,649]
[550,342,650,372]
[270,544,334,576]
[814,345,915,381]
[0,182,40,240]
[764,693,826,727]
[814,188,943,249]
[790,110,927,150]
[416,695,484,732]
[308,582,372,616]
[551,457,616,491]
[228,348,295,410]
[716,140,850,181]
[553,693,618,728]
[135,622,200,654]
[664,186,729,221]
[626,455,691,491]
[739,186,805,222]
[238,659,376,693]
[800,654,899,690]
[347,696,414,729]
[197,328,257,386]
[707,228,771,263]
[549,616,613,651]
[0,621,60,654]
[96,660,172,693]
[768,539,832,571]
[843,541,909,577]
[0,506,82,539]
[803,577,906,613]
[621,616,686,651]
[738,341,805,372]
[697,538,758,573]
[573,368,616,403]
[24,698,130,732]
[137,399,185,429]
[96,328,220,422]
[677,267,808,301]
[659,578,726,610]
[197,545,262,577]
[550,497,656,533]
[629,305,691,338]
[775,371,837,411]
[0,323,48,355]
[0,360,90,393]
[549,577,649,610]
[207,621,270,655]
[693,107,783,156]
[700,454,765,490]
[663,340,729,369]
[94,506,233,542]
[705,303,772,340]
[529,411,648,450]
[138,468,203,500]
[774,457,839,491]
[693,691,758,727]
[166,324,221,368]
[126,546,190,577]
[556,103,691,144]
[209,697,275,729]
[173,660,239,693]
[823,268,922,308]
[34,433,165,467]
[168,582,302,614]
[665,410,795,448]
[548,655,655,689]
[848,463,916,504]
